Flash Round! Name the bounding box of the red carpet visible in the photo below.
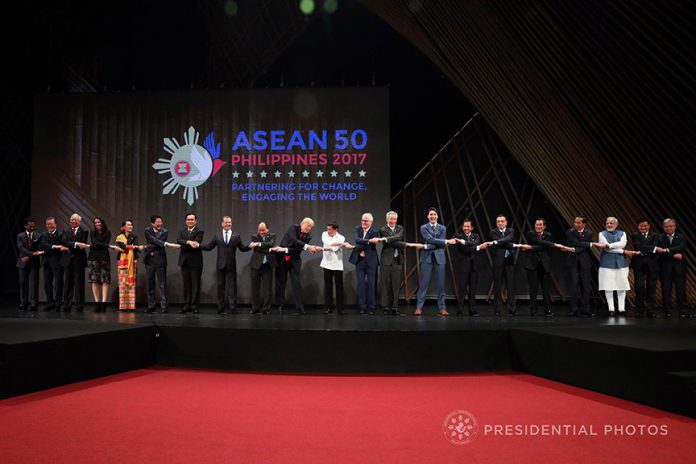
[1,368,693,463]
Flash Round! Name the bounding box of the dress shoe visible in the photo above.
[338,310,346,315]
[456,310,464,316]
[360,308,369,315]
[368,308,375,315]
[16,305,27,311]
[414,309,423,316]
[469,310,479,317]
[325,309,334,315]
[160,308,168,313]
[294,308,306,315]
[582,312,594,318]
[508,310,517,317]
[179,307,191,314]
[635,310,644,317]
[569,311,577,317]
[217,308,226,314]
[383,309,390,315]
[277,306,285,315]
[43,303,55,312]
[608,311,615,317]
[646,312,656,318]
[262,310,270,315]
[392,309,402,316]
[192,307,199,314]
[680,313,694,318]
[251,309,261,315]
[530,309,538,317]
[544,310,554,317]
[494,310,501,317]
[145,308,156,313]
[439,309,449,317]
[665,312,672,317]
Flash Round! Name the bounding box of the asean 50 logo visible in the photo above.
[152,126,227,205]
[443,410,478,445]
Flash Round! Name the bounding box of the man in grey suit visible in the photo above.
[415,207,457,316]
[378,211,406,315]
[249,222,276,314]
[201,215,255,314]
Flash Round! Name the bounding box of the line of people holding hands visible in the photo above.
[16,209,690,317]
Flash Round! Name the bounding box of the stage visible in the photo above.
[2,303,695,418]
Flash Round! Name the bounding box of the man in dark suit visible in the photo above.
[626,218,659,317]
[521,218,569,317]
[144,215,178,313]
[415,207,457,316]
[39,217,68,311]
[452,219,484,316]
[62,213,89,312]
[566,215,598,317]
[249,222,276,314]
[655,218,692,317]
[487,214,517,316]
[272,218,320,315]
[378,211,406,316]
[349,213,381,315]
[201,215,254,314]
[16,218,42,311]
[176,213,204,313]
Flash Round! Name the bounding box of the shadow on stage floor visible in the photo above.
[2,302,695,418]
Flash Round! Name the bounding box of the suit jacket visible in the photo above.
[16,230,41,269]
[278,224,312,261]
[250,233,277,270]
[87,230,112,262]
[630,231,659,272]
[489,228,516,266]
[177,227,204,268]
[452,231,480,272]
[144,227,168,266]
[657,232,687,274]
[524,231,555,272]
[201,230,251,270]
[62,226,89,267]
[379,225,406,266]
[566,228,594,269]
[40,229,67,267]
[349,226,380,266]
[420,222,448,265]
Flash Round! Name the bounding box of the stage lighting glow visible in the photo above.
[299,0,315,15]
[323,0,338,14]
[224,0,238,16]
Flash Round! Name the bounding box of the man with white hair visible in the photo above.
[272,217,321,315]
[61,213,90,311]
[655,218,692,317]
[349,212,381,314]
[378,211,406,315]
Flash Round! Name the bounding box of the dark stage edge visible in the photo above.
[1,306,695,418]
[0,318,157,398]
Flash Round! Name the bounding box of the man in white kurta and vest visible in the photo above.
[597,217,630,317]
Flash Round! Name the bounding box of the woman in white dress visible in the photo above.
[597,217,630,316]
[320,223,354,314]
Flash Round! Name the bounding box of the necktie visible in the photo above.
[501,230,509,258]
[669,235,673,245]
[644,233,648,239]
[73,228,77,237]
[224,231,229,245]
[28,232,33,246]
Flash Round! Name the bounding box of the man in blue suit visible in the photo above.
[415,207,457,316]
[349,213,381,314]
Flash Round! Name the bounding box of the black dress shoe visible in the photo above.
[325,309,334,315]
[544,310,554,317]
[530,310,538,317]
[569,311,577,317]
[262,310,270,315]
[294,309,305,315]
[494,310,501,317]
[392,309,402,316]
[360,308,369,315]
[43,303,55,312]
[179,307,191,313]
[368,308,375,315]
[16,305,27,311]
[665,312,672,317]
[251,309,261,315]
[456,310,463,316]
[217,308,226,314]
[160,308,168,313]
[469,310,480,317]
[647,312,656,318]
[509,310,517,317]
[383,309,390,315]
[680,313,694,318]
[192,308,199,314]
